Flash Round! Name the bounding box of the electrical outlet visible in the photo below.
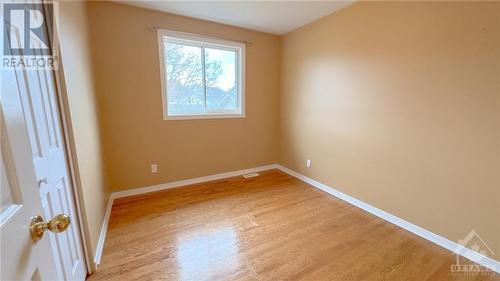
[151,164,158,174]
[306,159,312,168]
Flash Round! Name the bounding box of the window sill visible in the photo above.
[164,113,245,121]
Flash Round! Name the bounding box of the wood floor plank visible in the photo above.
[88,169,499,281]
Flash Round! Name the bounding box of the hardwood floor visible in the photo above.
[88,169,499,281]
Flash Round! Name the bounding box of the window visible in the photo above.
[157,30,245,120]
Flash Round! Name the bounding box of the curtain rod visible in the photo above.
[147,25,253,46]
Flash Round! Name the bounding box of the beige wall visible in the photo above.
[59,1,109,264]
[280,1,500,257]
[498,41,500,256]
[86,2,281,191]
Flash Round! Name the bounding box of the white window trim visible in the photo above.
[157,29,246,120]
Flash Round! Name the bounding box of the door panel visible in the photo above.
[1,147,15,213]
[16,24,87,281]
[1,3,87,280]
[1,56,58,281]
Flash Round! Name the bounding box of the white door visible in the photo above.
[1,49,60,281]
[1,4,86,281]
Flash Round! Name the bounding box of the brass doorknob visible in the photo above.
[30,214,70,242]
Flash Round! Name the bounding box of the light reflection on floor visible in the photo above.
[176,227,239,281]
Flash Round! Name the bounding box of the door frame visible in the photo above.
[53,54,95,274]
[42,1,94,274]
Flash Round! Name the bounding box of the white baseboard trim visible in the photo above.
[275,164,500,274]
[92,164,278,266]
[112,164,279,199]
[93,163,499,273]
[94,194,114,266]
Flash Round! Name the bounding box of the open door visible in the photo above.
[1,52,60,281]
[1,2,87,280]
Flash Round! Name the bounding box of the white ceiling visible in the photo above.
[115,1,354,35]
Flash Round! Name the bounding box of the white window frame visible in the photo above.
[157,29,245,120]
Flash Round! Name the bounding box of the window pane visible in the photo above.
[165,42,204,115]
[204,48,238,111]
